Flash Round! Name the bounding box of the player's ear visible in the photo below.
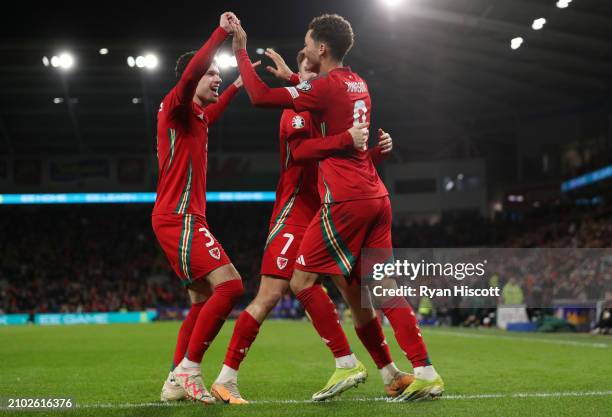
[318,42,326,57]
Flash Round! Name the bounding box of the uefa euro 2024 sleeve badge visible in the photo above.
[291,115,305,129]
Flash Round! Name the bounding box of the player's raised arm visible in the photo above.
[290,123,369,162]
[369,128,393,165]
[174,12,237,105]
[265,48,301,86]
[231,25,295,108]
[204,61,261,125]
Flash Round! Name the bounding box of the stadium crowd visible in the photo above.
[1,201,610,330]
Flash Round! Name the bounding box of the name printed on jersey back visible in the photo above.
[345,81,367,93]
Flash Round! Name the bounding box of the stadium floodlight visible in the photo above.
[135,55,146,68]
[382,0,404,7]
[532,18,546,30]
[510,37,524,50]
[256,48,265,55]
[132,97,142,104]
[556,0,571,8]
[443,178,455,192]
[49,52,74,70]
[42,56,50,67]
[99,48,109,55]
[53,97,64,104]
[215,53,236,69]
[127,56,135,67]
[57,52,74,70]
[144,53,158,69]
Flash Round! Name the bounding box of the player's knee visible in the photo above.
[214,278,245,302]
[289,278,308,295]
[255,289,284,310]
[290,270,317,294]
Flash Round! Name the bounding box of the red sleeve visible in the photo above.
[168,27,228,117]
[203,84,239,125]
[368,146,388,165]
[289,73,300,86]
[289,131,353,162]
[236,49,295,108]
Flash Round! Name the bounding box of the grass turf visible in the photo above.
[1,320,611,416]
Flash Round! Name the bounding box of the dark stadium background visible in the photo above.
[1,0,611,330]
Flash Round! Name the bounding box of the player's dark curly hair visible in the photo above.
[175,51,197,78]
[308,14,354,61]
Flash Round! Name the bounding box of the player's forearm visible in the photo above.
[176,27,229,104]
[289,131,353,162]
[235,49,294,108]
[204,84,239,125]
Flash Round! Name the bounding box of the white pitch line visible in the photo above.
[76,390,612,409]
[426,329,609,348]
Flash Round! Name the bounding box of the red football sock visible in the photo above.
[296,284,352,358]
[172,300,206,369]
[382,298,431,368]
[186,279,244,363]
[223,310,261,370]
[355,316,392,369]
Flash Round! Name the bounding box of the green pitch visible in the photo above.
[1,321,611,417]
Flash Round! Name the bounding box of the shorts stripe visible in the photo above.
[320,204,353,275]
[264,222,285,250]
[265,181,301,248]
[322,178,333,204]
[178,214,194,280]
[175,161,193,215]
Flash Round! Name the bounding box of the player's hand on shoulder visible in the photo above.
[378,128,393,154]
[232,24,247,51]
[265,49,293,82]
[220,12,240,33]
[348,122,369,151]
[233,61,261,87]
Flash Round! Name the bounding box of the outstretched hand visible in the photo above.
[265,48,293,82]
[233,60,261,88]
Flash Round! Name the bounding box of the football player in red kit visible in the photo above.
[211,51,411,404]
[232,15,444,402]
[153,12,257,405]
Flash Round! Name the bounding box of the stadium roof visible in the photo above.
[1,0,611,159]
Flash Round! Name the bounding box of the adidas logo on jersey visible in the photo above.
[296,255,306,266]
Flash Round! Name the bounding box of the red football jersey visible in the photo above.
[285,68,388,203]
[269,109,320,228]
[153,27,237,217]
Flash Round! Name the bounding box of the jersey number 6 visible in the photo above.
[353,100,368,126]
